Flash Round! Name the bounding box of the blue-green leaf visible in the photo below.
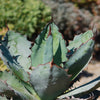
[50,23,67,64]
[0,71,36,100]
[43,35,53,64]
[58,76,100,99]
[31,23,67,67]
[65,39,94,80]
[31,24,49,67]
[3,31,32,72]
[0,44,29,82]
[30,63,71,100]
[67,30,93,50]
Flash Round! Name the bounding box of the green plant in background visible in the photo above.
[0,0,51,37]
[0,58,7,71]
[0,22,99,100]
[0,28,8,71]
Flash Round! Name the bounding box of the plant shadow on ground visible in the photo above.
[80,90,100,100]
[70,70,100,100]
[70,70,94,86]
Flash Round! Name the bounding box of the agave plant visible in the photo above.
[0,22,99,100]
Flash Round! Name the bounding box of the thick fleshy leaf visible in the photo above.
[43,35,53,64]
[67,30,93,50]
[64,39,94,80]
[0,96,7,100]
[0,71,37,100]
[31,24,50,67]
[50,23,67,65]
[0,44,29,82]
[66,30,93,59]
[30,63,71,100]
[31,27,53,66]
[0,31,40,99]
[58,76,100,99]
[31,23,67,67]
[3,31,32,72]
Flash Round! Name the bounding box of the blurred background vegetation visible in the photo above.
[0,0,100,71]
[42,0,100,61]
[0,0,51,38]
